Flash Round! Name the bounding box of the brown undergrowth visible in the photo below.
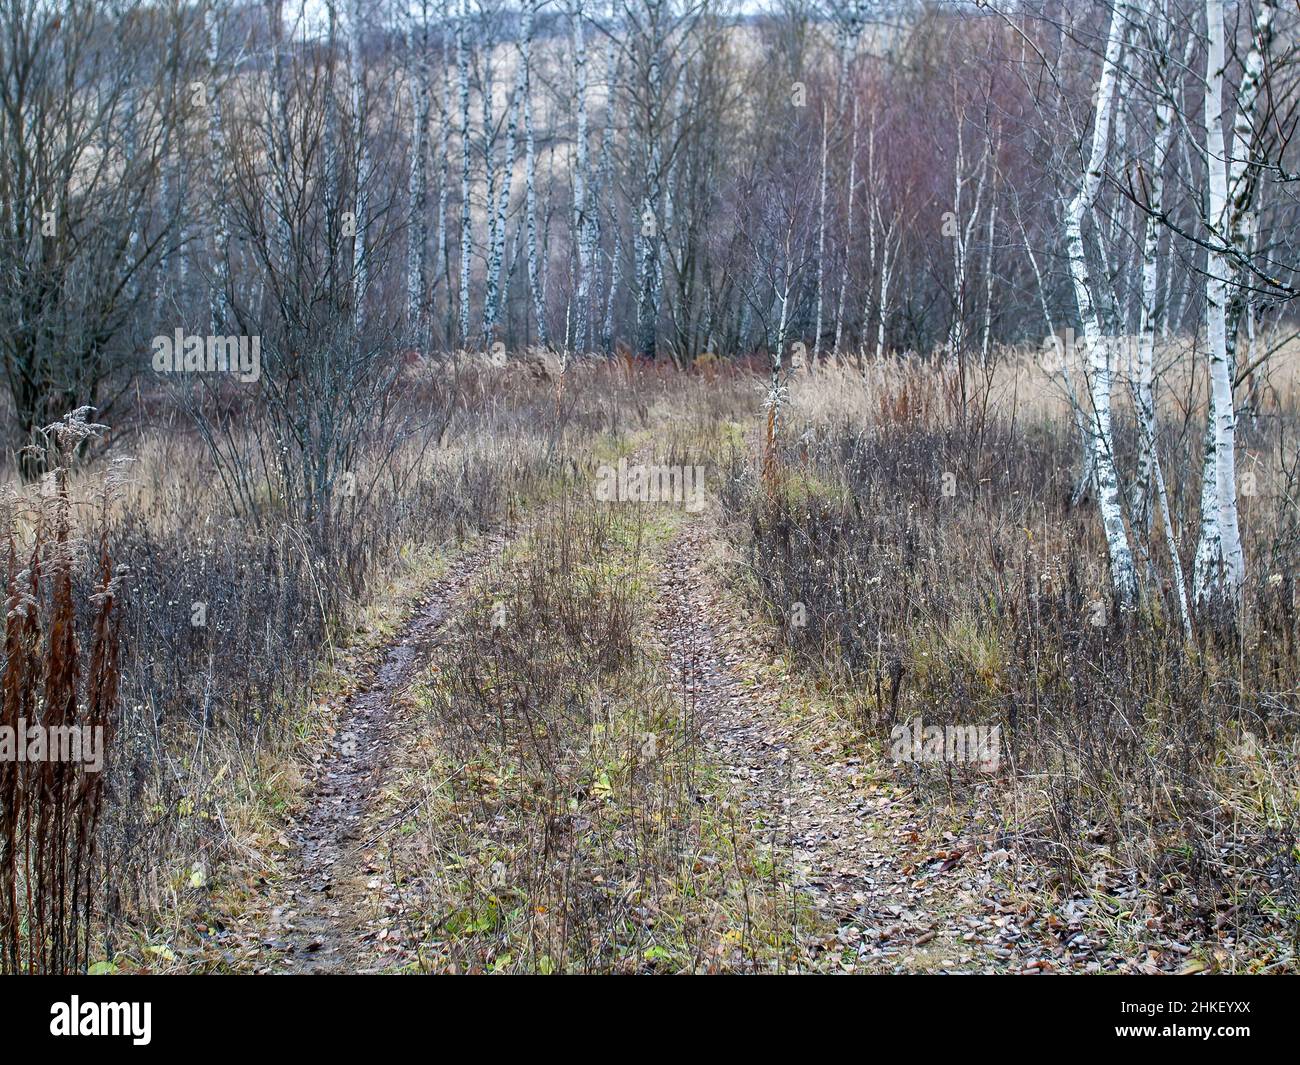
[721,357,1300,973]
[0,417,123,974]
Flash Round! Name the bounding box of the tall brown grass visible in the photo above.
[0,430,122,974]
[723,350,1300,955]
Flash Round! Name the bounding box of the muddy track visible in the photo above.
[268,538,504,974]
[657,521,1013,973]
[656,525,875,929]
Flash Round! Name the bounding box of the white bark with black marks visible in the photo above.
[1062,0,1139,609]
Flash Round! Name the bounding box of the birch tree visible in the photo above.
[407,1,434,347]
[813,101,829,363]
[946,112,989,368]
[1192,0,1275,608]
[867,182,904,362]
[1129,16,1183,535]
[480,5,516,346]
[570,0,595,351]
[1061,0,1139,608]
[979,126,1000,367]
[435,0,453,344]
[599,1,625,355]
[833,97,858,359]
[630,0,668,361]
[456,0,473,346]
[206,3,232,332]
[347,0,369,329]
[521,0,548,347]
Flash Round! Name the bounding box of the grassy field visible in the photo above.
[2,348,1297,975]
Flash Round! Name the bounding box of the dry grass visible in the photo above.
[722,344,1300,968]
[0,422,123,974]
[382,492,797,973]
[0,358,721,968]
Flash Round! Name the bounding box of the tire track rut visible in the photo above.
[657,521,1009,972]
[268,538,504,973]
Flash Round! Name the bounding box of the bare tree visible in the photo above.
[0,0,187,475]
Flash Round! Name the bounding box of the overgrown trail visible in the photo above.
[268,538,505,974]
[240,444,1025,973]
[657,521,1011,973]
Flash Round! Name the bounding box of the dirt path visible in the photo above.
[657,521,1021,973]
[266,538,504,974]
[252,511,1039,974]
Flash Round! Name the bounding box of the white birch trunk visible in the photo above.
[435,0,452,343]
[1194,0,1251,606]
[598,1,620,354]
[1224,0,1275,303]
[813,103,829,365]
[635,5,665,361]
[570,0,594,352]
[948,120,967,362]
[482,72,519,345]
[876,218,898,362]
[478,11,505,346]
[521,0,547,347]
[456,0,473,347]
[766,258,791,468]
[407,3,433,346]
[980,149,998,368]
[1062,0,1138,608]
[205,7,231,333]
[348,0,369,330]
[833,98,858,359]
[1131,34,1178,534]
[950,137,988,366]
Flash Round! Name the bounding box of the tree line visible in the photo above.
[1,0,1297,611]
